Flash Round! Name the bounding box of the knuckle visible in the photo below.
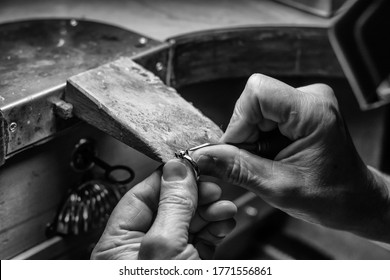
[315,83,336,99]
[159,193,196,214]
[231,101,245,121]
[311,84,338,111]
[247,73,264,87]
[246,73,265,98]
[225,150,252,187]
[304,85,340,129]
[319,99,340,129]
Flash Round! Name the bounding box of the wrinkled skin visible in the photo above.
[91,160,237,259]
[192,74,390,243]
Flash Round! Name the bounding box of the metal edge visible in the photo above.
[167,25,343,87]
[0,43,172,165]
[273,0,333,18]
[0,109,8,165]
[328,0,390,110]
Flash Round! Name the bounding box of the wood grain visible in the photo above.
[66,58,223,162]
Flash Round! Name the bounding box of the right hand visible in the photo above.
[191,74,390,243]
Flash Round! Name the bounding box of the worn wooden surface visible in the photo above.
[66,58,223,162]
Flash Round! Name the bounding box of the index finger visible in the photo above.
[221,74,325,143]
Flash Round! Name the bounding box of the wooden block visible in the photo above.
[66,58,223,162]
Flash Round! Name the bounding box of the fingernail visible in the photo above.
[163,161,188,181]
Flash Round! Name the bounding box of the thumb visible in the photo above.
[139,159,198,259]
[191,144,292,196]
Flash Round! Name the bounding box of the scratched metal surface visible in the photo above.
[0,19,160,109]
[0,19,165,158]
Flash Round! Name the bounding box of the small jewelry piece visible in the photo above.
[174,150,200,180]
[174,143,214,180]
[175,141,269,181]
[174,142,261,181]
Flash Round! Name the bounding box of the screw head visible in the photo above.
[8,122,17,133]
[155,62,164,72]
[137,37,148,47]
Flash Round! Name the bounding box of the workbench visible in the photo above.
[0,0,389,260]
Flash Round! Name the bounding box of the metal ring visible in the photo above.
[181,154,200,181]
[174,150,200,180]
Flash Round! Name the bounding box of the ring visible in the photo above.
[174,150,200,180]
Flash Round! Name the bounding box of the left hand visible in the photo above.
[91,159,237,259]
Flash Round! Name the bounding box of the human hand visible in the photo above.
[91,159,237,259]
[191,74,390,242]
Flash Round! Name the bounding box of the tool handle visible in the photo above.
[229,130,292,159]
